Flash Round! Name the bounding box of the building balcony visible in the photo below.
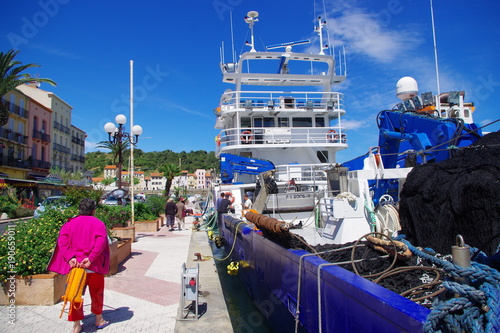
[0,155,31,169]
[0,127,27,144]
[32,129,51,143]
[71,154,85,163]
[53,143,70,154]
[54,121,70,134]
[31,159,51,170]
[1,99,29,119]
[72,136,85,146]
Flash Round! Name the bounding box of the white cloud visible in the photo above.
[320,1,423,63]
[342,118,369,130]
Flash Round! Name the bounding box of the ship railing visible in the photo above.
[216,126,347,153]
[219,90,344,114]
[274,164,328,183]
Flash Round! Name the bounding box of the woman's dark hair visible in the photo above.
[79,198,97,216]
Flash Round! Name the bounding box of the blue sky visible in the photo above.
[1,0,499,162]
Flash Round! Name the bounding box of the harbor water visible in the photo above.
[211,243,273,333]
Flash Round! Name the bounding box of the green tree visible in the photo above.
[159,163,181,197]
[96,139,130,189]
[63,186,103,207]
[100,178,115,186]
[0,49,56,126]
[48,166,83,183]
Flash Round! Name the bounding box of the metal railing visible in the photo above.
[219,90,345,114]
[1,99,29,118]
[31,159,51,170]
[216,126,347,153]
[72,136,85,146]
[0,156,31,169]
[53,143,71,154]
[0,128,28,144]
[274,164,328,183]
[54,121,70,134]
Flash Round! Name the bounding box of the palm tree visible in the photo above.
[0,49,56,126]
[159,163,181,197]
[96,139,130,190]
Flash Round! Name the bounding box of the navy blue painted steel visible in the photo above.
[220,215,429,332]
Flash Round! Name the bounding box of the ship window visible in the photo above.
[315,117,325,127]
[292,117,312,127]
[278,117,289,127]
[241,117,251,128]
[317,151,328,163]
[254,117,275,127]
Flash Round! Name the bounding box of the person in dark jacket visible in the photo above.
[216,192,225,210]
[165,198,178,231]
[217,193,233,225]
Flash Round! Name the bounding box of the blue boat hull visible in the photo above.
[219,215,430,332]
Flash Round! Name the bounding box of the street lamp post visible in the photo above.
[104,114,142,205]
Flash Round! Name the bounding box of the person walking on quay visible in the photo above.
[176,198,186,230]
[165,198,178,231]
[47,198,110,333]
[243,193,253,210]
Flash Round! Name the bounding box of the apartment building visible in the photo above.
[71,125,86,174]
[15,83,85,174]
[0,89,30,179]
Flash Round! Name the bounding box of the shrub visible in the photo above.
[145,195,166,217]
[0,207,78,278]
[0,191,21,218]
[95,205,131,229]
[133,202,156,221]
[14,206,35,218]
[63,186,103,207]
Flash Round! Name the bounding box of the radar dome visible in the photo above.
[396,77,418,101]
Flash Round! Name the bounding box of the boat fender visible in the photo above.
[214,235,223,248]
[227,261,239,275]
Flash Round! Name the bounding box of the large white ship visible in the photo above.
[212,13,346,241]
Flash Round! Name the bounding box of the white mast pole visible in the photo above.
[318,17,325,55]
[430,0,441,97]
[230,11,236,62]
[130,60,135,225]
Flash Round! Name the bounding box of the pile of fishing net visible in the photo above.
[399,131,500,256]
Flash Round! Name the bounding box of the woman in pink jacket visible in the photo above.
[47,198,110,333]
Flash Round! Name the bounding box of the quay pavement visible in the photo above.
[0,215,233,333]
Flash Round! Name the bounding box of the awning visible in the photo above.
[27,172,48,181]
[0,177,66,189]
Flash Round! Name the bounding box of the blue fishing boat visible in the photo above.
[205,9,500,333]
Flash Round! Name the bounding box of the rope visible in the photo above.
[396,236,500,332]
[207,220,248,262]
[364,199,378,233]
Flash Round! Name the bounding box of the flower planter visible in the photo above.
[134,220,159,232]
[111,225,136,242]
[157,216,163,229]
[108,239,132,276]
[0,272,67,306]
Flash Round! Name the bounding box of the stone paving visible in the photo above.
[0,216,233,333]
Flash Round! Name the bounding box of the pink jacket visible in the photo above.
[47,215,110,275]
